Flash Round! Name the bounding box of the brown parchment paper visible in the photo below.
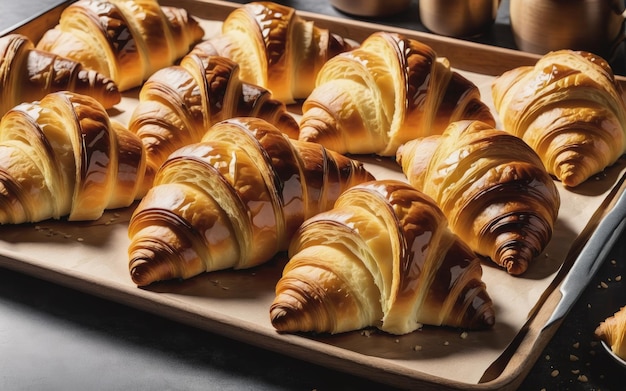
[1,17,626,388]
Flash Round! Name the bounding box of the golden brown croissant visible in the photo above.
[270,179,495,335]
[128,51,300,194]
[595,306,626,360]
[36,0,205,91]
[0,34,120,116]
[298,31,495,156]
[0,91,146,224]
[190,1,357,104]
[396,120,560,275]
[127,117,374,286]
[491,50,626,187]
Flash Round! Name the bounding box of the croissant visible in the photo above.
[396,120,560,275]
[491,50,626,187]
[297,31,495,157]
[0,34,120,117]
[127,117,374,286]
[270,179,495,335]
[0,91,146,224]
[595,306,626,360]
[36,0,205,91]
[128,51,300,194]
[190,1,357,104]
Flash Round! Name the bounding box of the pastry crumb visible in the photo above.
[569,354,579,361]
[460,331,468,339]
[413,345,422,351]
[551,369,559,377]
[577,374,588,382]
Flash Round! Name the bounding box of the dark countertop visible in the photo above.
[1,1,625,390]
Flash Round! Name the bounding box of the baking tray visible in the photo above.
[2,1,626,389]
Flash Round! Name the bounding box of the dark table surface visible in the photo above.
[1,1,626,390]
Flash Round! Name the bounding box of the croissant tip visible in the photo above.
[129,259,157,287]
[269,304,297,333]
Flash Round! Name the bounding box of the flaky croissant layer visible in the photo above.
[397,120,560,275]
[37,0,205,91]
[0,91,146,224]
[127,117,374,286]
[190,1,358,104]
[0,34,120,116]
[298,31,495,156]
[128,51,300,194]
[492,50,626,187]
[271,180,495,335]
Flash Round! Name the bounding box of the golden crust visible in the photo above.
[492,50,626,187]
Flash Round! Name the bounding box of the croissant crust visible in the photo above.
[270,179,495,335]
[0,34,120,116]
[190,1,357,104]
[36,0,205,91]
[0,91,145,224]
[128,51,300,193]
[492,50,626,187]
[298,31,495,156]
[397,120,560,275]
[127,117,374,286]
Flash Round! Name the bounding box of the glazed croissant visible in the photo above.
[129,51,300,194]
[0,34,120,116]
[36,0,205,91]
[492,50,626,187]
[190,1,357,104]
[595,306,626,360]
[127,117,374,286]
[270,179,495,335]
[298,31,495,156]
[0,91,146,224]
[397,120,560,275]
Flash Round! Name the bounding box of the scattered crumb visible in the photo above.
[616,275,622,282]
[443,341,449,346]
[600,281,609,289]
[395,339,399,343]
[572,342,580,349]
[577,374,588,383]
[570,354,579,362]
[590,341,598,347]
[551,369,559,377]
[413,345,422,351]
[571,369,580,375]
[545,354,551,361]
[76,237,84,242]
[361,329,372,337]
[611,259,617,265]
[460,331,468,339]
